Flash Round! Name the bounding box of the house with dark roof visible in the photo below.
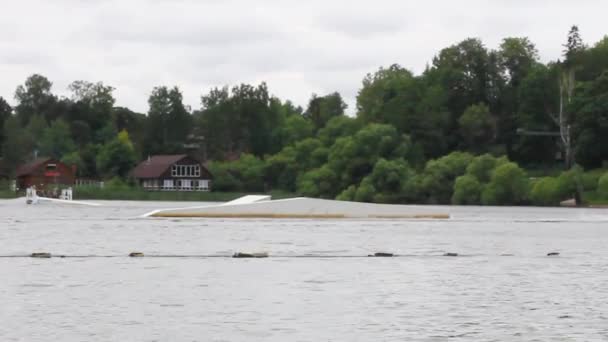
[131,154,213,191]
[16,158,76,190]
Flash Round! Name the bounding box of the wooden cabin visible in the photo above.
[15,158,76,190]
[131,154,213,191]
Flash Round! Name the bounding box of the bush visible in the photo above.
[599,173,608,199]
[105,177,130,190]
[354,179,375,203]
[336,185,357,201]
[420,151,474,204]
[296,166,338,198]
[466,154,508,183]
[481,162,529,205]
[452,175,482,205]
[530,177,561,206]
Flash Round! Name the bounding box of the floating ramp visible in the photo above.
[144,196,450,219]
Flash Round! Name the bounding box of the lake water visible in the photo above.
[1,198,608,341]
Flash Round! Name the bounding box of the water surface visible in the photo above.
[1,199,608,341]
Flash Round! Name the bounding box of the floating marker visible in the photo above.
[129,252,145,257]
[547,252,560,257]
[31,252,51,258]
[443,252,458,257]
[368,252,394,257]
[233,252,269,258]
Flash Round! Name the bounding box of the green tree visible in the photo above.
[429,38,494,121]
[297,166,338,199]
[357,64,449,158]
[361,158,415,203]
[0,97,11,147]
[420,151,474,204]
[39,119,77,159]
[571,71,608,168]
[459,103,494,150]
[304,92,347,131]
[277,114,314,147]
[497,37,539,155]
[327,124,418,193]
[513,63,561,163]
[317,116,361,146]
[529,177,561,206]
[466,154,509,183]
[14,74,59,125]
[598,172,608,199]
[1,116,29,173]
[481,162,529,205]
[452,175,483,205]
[196,83,282,159]
[97,130,137,178]
[61,151,84,177]
[68,80,115,134]
[144,86,192,154]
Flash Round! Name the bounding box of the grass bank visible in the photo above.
[0,190,17,199]
[72,186,297,202]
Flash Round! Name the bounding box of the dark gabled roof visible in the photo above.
[131,154,189,179]
[15,157,54,177]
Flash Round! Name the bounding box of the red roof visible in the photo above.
[131,154,189,178]
[16,157,54,177]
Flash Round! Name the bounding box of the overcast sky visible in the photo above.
[0,0,606,114]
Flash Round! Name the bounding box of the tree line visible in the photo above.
[1,26,607,205]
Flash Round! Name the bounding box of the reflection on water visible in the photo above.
[1,198,608,341]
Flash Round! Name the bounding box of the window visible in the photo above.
[163,179,174,189]
[171,164,203,178]
[46,164,57,171]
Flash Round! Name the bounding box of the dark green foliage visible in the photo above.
[38,119,77,159]
[530,166,585,205]
[452,175,483,205]
[481,162,529,205]
[361,158,415,203]
[144,86,192,155]
[459,103,494,150]
[466,154,509,183]
[529,177,562,206]
[571,71,608,168]
[357,64,449,158]
[1,116,29,173]
[420,151,474,204]
[196,83,286,159]
[598,173,608,199]
[296,166,338,199]
[2,29,608,206]
[206,154,266,192]
[303,92,347,131]
[318,116,361,146]
[0,97,11,146]
[96,131,137,178]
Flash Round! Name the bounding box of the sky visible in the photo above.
[0,0,606,114]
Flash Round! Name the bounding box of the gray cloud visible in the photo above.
[0,0,607,114]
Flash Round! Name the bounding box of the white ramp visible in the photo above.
[221,195,271,205]
[146,196,450,219]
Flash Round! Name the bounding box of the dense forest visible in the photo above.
[1,26,608,205]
